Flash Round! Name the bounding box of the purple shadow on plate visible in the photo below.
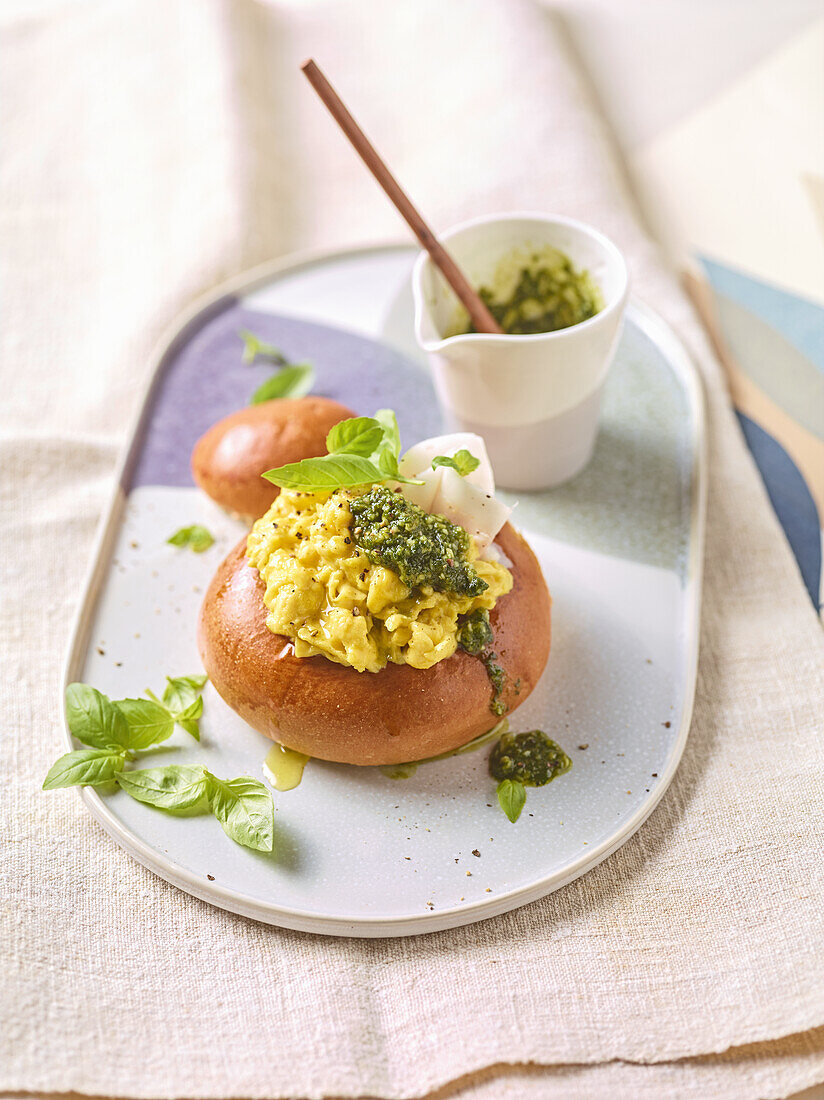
[126,300,440,492]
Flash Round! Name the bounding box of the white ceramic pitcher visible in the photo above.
[412,212,629,490]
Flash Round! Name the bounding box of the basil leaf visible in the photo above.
[263,409,422,491]
[239,328,288,366]
[497,779,526,823]
[250,363,314,405]
[43,748,126,790]
[174,695,203,740]
[167,525,214,553]
[118,766,210,811]
[374,449,424,486]
[207,773,274,852]
[432,449,480,477]
[326,416,384,457]
[374,408,401,460]
[162,674,207,715]
[65,683,131,750]
[262,454,383,491]
[376,448,401,478]
[116,698,176,750]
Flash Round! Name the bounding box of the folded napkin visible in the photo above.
[2,1,823,1098]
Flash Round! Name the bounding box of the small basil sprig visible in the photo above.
[239,328,288,366]
[43,748,128,790]
[45,676,209,791]
[432,449,480,477]
[45,684,141,788]
[240,328,315,404]
[117,765,209,810]
[497,778,526,823]
[263,409,422,491]
[120,767,274,851]
[44,679,275,852]
[207,774,275,851]
[146,673,208,740]
[167,525,214,553]
[65,683,131,750]
[115,697,176,750]
[251,363,315,404]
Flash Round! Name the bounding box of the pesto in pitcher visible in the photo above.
[466,248,602,335]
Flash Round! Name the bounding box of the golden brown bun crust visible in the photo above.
[198,523,551,765]
[191,397,355,520]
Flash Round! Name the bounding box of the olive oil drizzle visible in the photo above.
[263,743,310,791]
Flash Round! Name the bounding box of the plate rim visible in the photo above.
[61,242,707,937]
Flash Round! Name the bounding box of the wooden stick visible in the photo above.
[301,59,503,335]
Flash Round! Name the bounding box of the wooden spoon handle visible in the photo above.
[301,59,503,336]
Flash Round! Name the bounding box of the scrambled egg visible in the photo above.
[246,489,512,673]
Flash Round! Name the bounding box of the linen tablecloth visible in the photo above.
[2,1,823,1097]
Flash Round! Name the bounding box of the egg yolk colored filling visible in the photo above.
[246,488,513,674]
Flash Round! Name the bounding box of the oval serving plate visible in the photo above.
[64,243,706,937]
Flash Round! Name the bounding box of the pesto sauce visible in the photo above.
[350,486,487,597]
[489,730,572,786]
[456,608,493,655]
[456,609,509,715]
[469,254,601,335]
[482,653,508,715]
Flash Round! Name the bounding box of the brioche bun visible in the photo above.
[191,396,355,520]
[198,523,551,765]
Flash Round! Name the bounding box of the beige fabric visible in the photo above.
[2,1,823,1098]
[416,1029,824,1100]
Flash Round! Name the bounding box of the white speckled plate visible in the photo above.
[64,244,705,936]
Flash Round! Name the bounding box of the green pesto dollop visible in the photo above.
[469,252,601,335]
[350,485,487,597]
[489,730,572,786]
[457,608,494,655]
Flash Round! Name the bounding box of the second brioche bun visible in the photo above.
[191,396,355,520]
[198,523,551,765]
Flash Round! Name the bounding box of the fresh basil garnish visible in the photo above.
[172,696,204,740]
[207,774,275,852]
[46,678,275,853]
[432,449,480,477]
[250,363,315,404]
[496,778,526,823]
[162,673,208,714]
[326,416,384,457]
[262,410,422,491]
[263,453,389,491]
[167,525,214,553]
[143,676,206,741]
[62,676,207,759]
[118,766,211,812]
[162,675,207,739]
[374,408,401,458]
[43,748,127,790]
[65,683,131,750]
[115,698,176,750]
[375,445,401,478]
[239,328,288,366]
